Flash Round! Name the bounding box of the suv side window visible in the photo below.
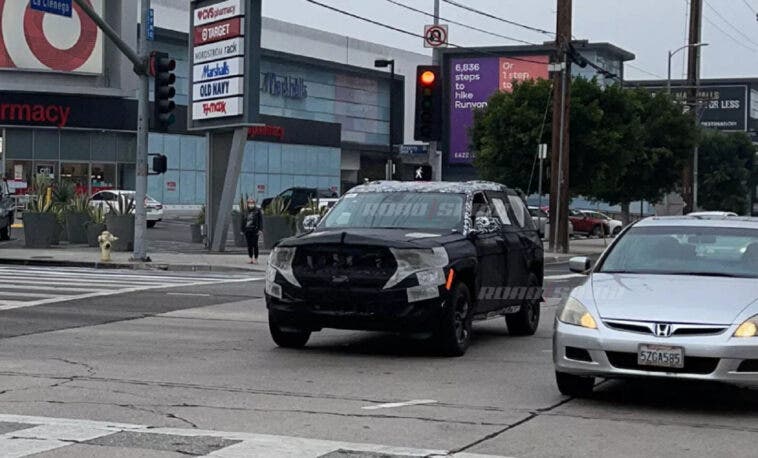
[471,192,492,222]
[506,195,528,228]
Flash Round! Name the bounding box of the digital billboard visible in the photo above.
[449,55,549,164]
[0,0,104,74]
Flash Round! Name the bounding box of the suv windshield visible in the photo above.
[322,192,465,231]
[599,225,758,278]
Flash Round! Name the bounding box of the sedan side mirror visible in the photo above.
[569,256,593,274]
[302,214,320,231]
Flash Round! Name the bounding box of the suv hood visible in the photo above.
[280,228,463,249]
[590,273,758,324]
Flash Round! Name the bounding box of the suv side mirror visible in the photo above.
[472,216,499,235]
[569,256,593,274]
[302,214,320,231]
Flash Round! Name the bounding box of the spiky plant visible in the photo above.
[106,193,135,216]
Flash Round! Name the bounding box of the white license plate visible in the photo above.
[638,345,684,369]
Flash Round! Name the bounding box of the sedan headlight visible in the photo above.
[383,247,449,289]
[734,315,758,338]
[558,297,598,329]
[268,246,300,287]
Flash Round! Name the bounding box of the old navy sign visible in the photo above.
[193,56,244,83]
[194,0,244,26]
[193,37,244,64]
[193,17,244,46]
[192,96,243,120]
[193,76,244,101]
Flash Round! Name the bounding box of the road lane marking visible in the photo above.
[166,292,212,297]
[362,399,438,410]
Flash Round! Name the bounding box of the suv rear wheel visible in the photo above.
[269,311,311,348]
[506,273,541,336]
[435,282,472,357]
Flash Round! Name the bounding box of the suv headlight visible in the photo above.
[558,297,598,329]
[268,246,300,287]
[384,247,449,289]
[734,315,758,338]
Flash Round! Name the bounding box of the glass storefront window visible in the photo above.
[5,160,32,194]
[34,162,57,181]
[118,163,135,191]
[60,163,90,195]
[91,163,115,194]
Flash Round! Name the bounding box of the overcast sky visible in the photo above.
[260,0,758,81]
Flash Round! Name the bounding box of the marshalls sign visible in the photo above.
[188,0,262,130]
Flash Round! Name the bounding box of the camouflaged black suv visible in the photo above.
[265,181,544,356]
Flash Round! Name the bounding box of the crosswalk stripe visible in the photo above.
[0,267,263,311]
[0,414,506,458]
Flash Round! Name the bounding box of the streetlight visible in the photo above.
[375,59,395,180]
[667,42,708,93]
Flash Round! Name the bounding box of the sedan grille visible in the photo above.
[606,351,719,375]
[603,319,728,337]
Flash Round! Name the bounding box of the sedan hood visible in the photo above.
[590,273,758,324]
[280,228,463,249]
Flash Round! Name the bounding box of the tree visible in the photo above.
[697,130,756,214]
[472,78,698,222]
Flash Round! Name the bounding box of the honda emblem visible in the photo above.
[655,323,672,337]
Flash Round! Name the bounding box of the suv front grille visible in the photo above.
[606,351,719,375]
[293,244,397,288]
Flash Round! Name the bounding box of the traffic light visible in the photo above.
[152,154,168,174]
[150,51,176,130]
[414,65,442,141]
[413,164,433,181]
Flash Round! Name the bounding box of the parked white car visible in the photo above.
[688,211,739,218]
[90,190,164,228]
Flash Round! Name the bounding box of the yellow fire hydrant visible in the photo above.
[97,231,118,262]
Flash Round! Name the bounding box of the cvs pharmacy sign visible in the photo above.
[195,0,243,26]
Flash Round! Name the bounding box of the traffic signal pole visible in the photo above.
[429,0,442,181]
[73,0,151,261]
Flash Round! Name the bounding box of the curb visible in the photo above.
[0,257,265,274]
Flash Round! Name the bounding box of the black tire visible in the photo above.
[612,226,621,236]
[269,311,311,349]
[506,274,541,336]
[555,371,595,397]
[591,225,602,238]
[146,221,157,228]
[0,224,9,241]
[435,282,473,357]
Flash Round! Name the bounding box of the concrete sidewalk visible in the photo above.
[0,237,608,272]
[0,246,268,273]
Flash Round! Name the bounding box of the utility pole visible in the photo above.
[685,0,703,212]
[548,0,572,253]
[74,0,151,261]
[428,0,442,181]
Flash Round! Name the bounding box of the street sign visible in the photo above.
[538,143,548,160]
[399,144,430,155]
[424,24,448,48]
[30,0,72,17]
[147,8,155,41]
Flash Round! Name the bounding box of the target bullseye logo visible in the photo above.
[0,0,103,73]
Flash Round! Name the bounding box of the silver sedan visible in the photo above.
[553,216,758,396]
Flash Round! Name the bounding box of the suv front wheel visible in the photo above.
[435,282,472,357]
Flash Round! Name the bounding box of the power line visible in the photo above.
[383,0,538,46]
[703,14,758,53]
[704,0,758,47]
[441,0,555,37]
[304,0,548,65]
[742,0,757,14]
[626,63,665,79]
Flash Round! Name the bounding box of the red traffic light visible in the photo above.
[420,70,436,86]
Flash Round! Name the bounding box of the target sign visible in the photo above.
[0,0,103,74]
[424,24,448,48]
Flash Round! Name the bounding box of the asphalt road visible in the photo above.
[0,265,754,457]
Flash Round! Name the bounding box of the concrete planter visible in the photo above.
[23,212,57,248]
[190,223,204,243]
[85,222,107,247]
[65,212,91,244]
[262,215,294,250]
[231,212,246,247]
[106,214,134,252]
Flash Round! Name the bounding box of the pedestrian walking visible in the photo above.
[242,198,263,264]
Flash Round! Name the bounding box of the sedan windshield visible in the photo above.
[599,225,758,278]
[322,192,464,231]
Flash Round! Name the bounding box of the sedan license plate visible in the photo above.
[638,345,684,369]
